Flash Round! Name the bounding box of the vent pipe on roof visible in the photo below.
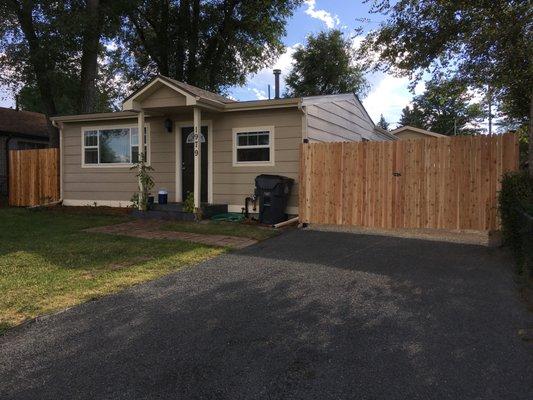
[273,69,281,99]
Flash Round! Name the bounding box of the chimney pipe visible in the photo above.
[273,69,281,99]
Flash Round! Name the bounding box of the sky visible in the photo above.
[0,0,422,128]
[227,0,425,127]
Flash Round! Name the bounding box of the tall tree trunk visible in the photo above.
[158,0,170,76]
[185,0,200,83]
[175,0,190,80]
[12,0,59,147]
[78,0,102,114]
[527,93,533,176]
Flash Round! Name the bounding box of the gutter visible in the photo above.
[51,120,64,203]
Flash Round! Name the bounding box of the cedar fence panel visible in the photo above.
[299,133,519,231]
[8,148,60,207]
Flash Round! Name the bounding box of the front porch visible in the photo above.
[132,202,228,221]
[125,76,230,211]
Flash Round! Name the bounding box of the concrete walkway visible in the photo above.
[85,219,257,249]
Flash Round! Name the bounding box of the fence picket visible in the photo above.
[299,134,519,231]
[8,148,60,207]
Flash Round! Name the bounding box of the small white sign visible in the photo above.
[186,132,206,144]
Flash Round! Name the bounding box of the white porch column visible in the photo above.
[137,110,146,210]
[137,109,145,156]
[193,107,201,210]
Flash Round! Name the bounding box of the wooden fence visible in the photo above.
[9,148,60,207]
[299,133,519,231]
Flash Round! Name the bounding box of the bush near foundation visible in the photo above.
[498,171,533,281]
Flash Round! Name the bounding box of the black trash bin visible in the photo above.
[254,174,294,225]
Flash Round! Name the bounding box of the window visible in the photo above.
[233,127,274,166]
[82,126,148,166]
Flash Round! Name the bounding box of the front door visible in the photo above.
[181,126,208,203]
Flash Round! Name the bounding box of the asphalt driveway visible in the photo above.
[1,229,532,399]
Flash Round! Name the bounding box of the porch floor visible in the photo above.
[134,203,228,221]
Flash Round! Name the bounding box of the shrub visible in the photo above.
[183,192,195,213]
[130,154,154,211]
[498,171,533,280]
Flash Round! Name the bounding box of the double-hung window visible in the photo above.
[82,125,149,166]
[233,127,274,166]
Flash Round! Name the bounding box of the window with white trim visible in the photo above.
[82,126,148,166]
[233,127,274,165]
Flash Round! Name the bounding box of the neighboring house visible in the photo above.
[0,107,50,196]
[51,75,395,214]
[391,125,447,140]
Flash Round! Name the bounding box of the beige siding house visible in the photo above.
[391,125,447,140]
[52,76,395,214]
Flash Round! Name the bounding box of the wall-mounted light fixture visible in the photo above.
[164,118,173,133]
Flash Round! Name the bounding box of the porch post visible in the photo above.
[137,109,146,210]
[193,107,201,211]
[138,109,145,154]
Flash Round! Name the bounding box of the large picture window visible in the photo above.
[82,126,149,166]
[233,127,274,166]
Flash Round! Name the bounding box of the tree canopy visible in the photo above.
[398,105,425,130]
[284,29,368,97]
[0,0,302,146]
[117,0,302,94]
[399,78,483,136]
[359,0,532,169]
[376,114,389,130]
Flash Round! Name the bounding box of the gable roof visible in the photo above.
[391,125,447,138]
[122,75,236,107]
[0,107,49,139]
[160,76,236,104]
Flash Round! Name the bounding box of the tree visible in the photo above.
[0,1,126,146]
[284,29,368,97]
[398,105,425,129]
[377,114,389,130]
[117,0,302,93]
[401,78,484,136]
[359,0,533,171]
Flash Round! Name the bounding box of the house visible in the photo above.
[0,107,50,196]
[50,74,395,214]
[391,125,447,140]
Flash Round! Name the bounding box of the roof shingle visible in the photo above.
[0,107,49,138]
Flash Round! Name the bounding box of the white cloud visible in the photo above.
[250,88,267,100]
[0,88,14,108]
[362,74,422,128]
[232,43,300,100]
[304,0,340,29]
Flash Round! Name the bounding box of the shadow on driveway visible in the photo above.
[1,229,532,399]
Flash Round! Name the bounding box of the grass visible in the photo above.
[0,208,224,333]
[161,220,280,241]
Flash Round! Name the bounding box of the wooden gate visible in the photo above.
[299,133,519,231]
[8,148,60,206]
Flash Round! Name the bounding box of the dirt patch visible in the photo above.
[43,205,131,216]
[86,220,258,249]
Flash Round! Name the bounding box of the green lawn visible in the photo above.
[0,208,224,333]
[162,220,280,241]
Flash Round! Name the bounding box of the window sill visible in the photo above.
[232,161,275,167]
[81,164,136,169]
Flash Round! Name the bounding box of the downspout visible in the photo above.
[4,135,13,199]
[298,99,309,143]
[51,120,64,204]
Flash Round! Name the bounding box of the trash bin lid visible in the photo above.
[255,174,293,190]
